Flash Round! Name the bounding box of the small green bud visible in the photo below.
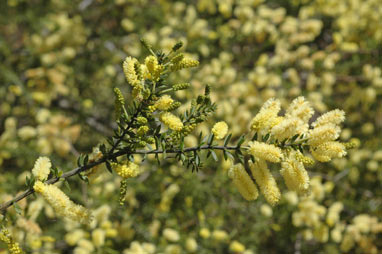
[171,54,184,64]
[168,101,181,111]
[140,38,151,50]
[114,87,125,120]
[137,126,149,136]
[138,140,147,147]
[173,83,190,91]
[172,41,183,52]
[137,116,148,125]
[146,137,155,144]
[197,95,204,104]
[142,88,151,99]
[205,84,211,96]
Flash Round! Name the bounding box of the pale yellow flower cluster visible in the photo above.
[154,95,174,111]
[249,98,281,136]
[229,97,348,205]
[144,55,163,81]
[34,112,81,156]
[211,121,228,139]
[159,183,180,212]
[229,240,246,253]
[33,181,91,224]
[112,161,141,179]
[122,56,140,86]
[249,160,281,206]
[326,202,343,227]
[280,152,310,194]
[247,141,283,163]
[309,109,347,162]
[228,164,258,201]
[160,112,183,131]
[163,228,180,242]
[123,241,156,254]
[0,228,24,254]
[289,176,382,251]
[341,214,382,253]
[31,156,51,181]
[251,97,313,141]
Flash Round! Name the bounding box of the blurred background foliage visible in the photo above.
[0,0,382,253]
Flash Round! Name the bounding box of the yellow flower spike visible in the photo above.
[0,228,24,254]
[280,153,310,194]
[249,98,281,135]
[211,121,228,140]
[285,96,314,123]
[33,181,91,224]
[229,240,245,253]
[250,159,281,206]
[31,156,51,181]
[311,141,347,162]
[308,124,341,147]
[144,55,163,81]
[154,95,174,111]
[228,164,259,201]
[160,112,183,131]
[312,109,345,128]
[271,117,304,141]
[112,161,141,179]
[326,202,343,226]
[33,180,46,193]
[122,57,140,86]
[248,141,283,163]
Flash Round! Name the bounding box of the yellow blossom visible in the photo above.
[160,112,183,131]
[92,229,105,247]
[32,156,51,181]
[185,238,198,252]
[113,161,140,179]
[199,228,210,239]
[228,164,259,201]
[271,117,305,141]
[250,159,281,206]
[122,57,140,86]
[260,204,273,217]
[312,109,345,128]
[326,202,343,226]
[285,96,314,123]
[163,228,180,242]
[212,230,229,241]
[311,141,347,162]
[33,181,91,224]
[211,121,228,139]
[145,55,163,81]
[249,98,281,135]
[280,153,310,194]
[0,228,24,254]
[155,95,174,111]
[229,240,245,253]
[308,124,340,147]
[248,141,283,163]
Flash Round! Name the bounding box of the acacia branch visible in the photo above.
[0,145,239,212]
